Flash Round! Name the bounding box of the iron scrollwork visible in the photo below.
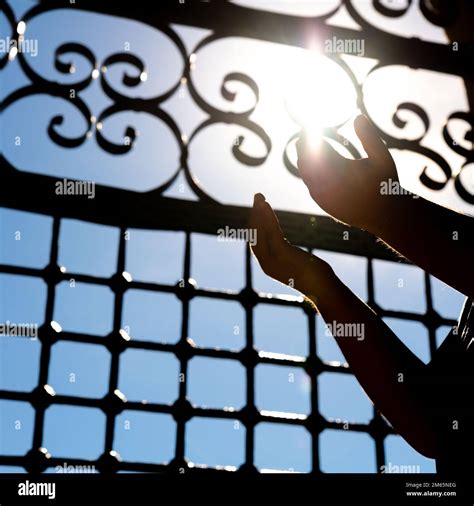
[1,0,473,206]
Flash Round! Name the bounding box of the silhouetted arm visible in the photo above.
[368,192,474,299]
[296,115,474,298]
[249,194,438,458]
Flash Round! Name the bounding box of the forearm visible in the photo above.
[366,192,474,298]
[305,264,438,457]
[248,193,438,456]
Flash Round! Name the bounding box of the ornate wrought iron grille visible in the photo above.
[0,0,470,474]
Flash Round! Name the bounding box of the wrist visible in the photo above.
[365,191,420,238]
[304,257,337,303]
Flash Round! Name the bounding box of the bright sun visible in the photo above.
[281,50,358,146]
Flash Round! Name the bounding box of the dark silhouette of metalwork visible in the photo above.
[0,0,466,473]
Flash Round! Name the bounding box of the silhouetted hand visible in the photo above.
[296,114,398,232]
[249,193,333,298]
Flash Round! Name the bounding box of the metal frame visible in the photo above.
[0,0,466,474]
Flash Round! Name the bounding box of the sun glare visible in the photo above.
[281,50,357,148]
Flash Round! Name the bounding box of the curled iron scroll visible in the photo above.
[444,112,474,204]
[361,98,453,194]
[186,34,272,169]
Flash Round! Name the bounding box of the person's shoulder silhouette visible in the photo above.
[426,297,474,474]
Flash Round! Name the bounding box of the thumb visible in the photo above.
[354,114,391,164]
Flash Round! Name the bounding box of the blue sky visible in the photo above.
[1,209,465,474]
[0,0,469,474]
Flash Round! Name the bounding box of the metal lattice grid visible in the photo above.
[0,210,457,473]
[0,0,468,474]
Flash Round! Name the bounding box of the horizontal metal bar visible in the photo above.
[0,157,406,262]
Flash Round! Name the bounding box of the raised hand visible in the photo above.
[248,193,333,299]
[247,192,438,459]
[296,115,474,298]
[296,114,398,232]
